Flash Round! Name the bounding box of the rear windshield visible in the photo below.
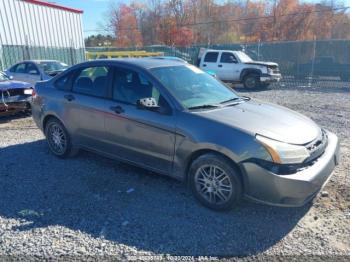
[38,61,68,74]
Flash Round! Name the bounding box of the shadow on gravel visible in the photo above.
[0,112,31,123]
[0,140,311,256]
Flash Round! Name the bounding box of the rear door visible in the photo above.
[60,65,112,151]
[104,66,176,174]
[200,51,219,75]
[218,52,239,81]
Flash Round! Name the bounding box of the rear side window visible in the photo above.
[72,66,109,98]
[204,52,219,63]
[55,73,72,90]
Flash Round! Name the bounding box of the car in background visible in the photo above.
[198,50,281,88]
[0,71,33,116]
[5,60,69,85]
[152,56,188,63]
[31,59,339,211]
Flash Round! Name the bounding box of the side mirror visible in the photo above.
[137,97,160,111]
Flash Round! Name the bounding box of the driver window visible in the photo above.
[220,52,237,63]
[26,63,39,75]
[113,68,162,105]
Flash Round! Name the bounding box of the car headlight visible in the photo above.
[256,135,310,164]
[267,67,273,74]
[24,89,33,95]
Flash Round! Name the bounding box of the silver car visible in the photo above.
[31,59,340,211]
[5,60,68,85]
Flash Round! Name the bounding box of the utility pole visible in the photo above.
[273,0,277,41]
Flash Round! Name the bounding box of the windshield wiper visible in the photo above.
[188,104,220,110]
[219,97,241,104]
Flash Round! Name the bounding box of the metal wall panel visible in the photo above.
[0,0,85,70]
[0,0,84,48]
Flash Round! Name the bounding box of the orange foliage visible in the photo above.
[108,0,350,46]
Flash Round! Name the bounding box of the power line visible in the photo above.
[84,5,350,33]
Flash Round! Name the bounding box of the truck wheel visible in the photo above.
[243,74,260,89]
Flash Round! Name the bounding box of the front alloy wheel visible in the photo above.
[194,165,233,205]
[189,153,242,211]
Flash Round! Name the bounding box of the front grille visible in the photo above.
[7,89,25,96]
[305,130,328,163]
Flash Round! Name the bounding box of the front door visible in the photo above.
[218,52,239,81]
[104,67,176,174]
[24,62,42,85]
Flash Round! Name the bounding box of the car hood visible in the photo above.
[0,80,32,91]
[197,100,321,145]
[245,61,278,67]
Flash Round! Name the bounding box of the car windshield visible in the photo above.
[236,51,253,63]
[150,65,240,109]
[37,61,68,73]
[0,72,10,81]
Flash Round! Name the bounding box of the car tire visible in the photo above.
[189,153,242,211]
[45,118,77,158]
[243,74,260,89]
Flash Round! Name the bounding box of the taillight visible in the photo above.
[32,88,37,98]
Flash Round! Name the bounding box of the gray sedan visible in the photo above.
[31,59,340,211]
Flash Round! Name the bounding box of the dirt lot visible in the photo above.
[0,82,349,260]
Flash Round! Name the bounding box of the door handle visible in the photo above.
[64,94,75,101]
[203,64,207,67]
[218,64,223,67]
[110,105,124,114]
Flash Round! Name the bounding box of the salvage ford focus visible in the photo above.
[31,59,340,211]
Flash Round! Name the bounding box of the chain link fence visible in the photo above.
[87,39,350,87]
[0,44,85,71]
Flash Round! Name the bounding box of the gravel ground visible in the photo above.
[0,82,349,260]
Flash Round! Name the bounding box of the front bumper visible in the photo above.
[260,73,282,83]
[242,131,340,207]
[0,95,32,115]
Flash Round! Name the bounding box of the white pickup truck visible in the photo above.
[198,50,282,88]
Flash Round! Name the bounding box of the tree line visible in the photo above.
[97,0,350,47]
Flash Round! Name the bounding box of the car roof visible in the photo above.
[15,60,61,64]
[79,58,185,70]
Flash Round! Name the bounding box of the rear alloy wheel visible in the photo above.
[243,74,260,89]
[189,154,242,211]
[45,118,74,158]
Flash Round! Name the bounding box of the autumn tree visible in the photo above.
[105,0,350,47]
[109,3,143,47]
